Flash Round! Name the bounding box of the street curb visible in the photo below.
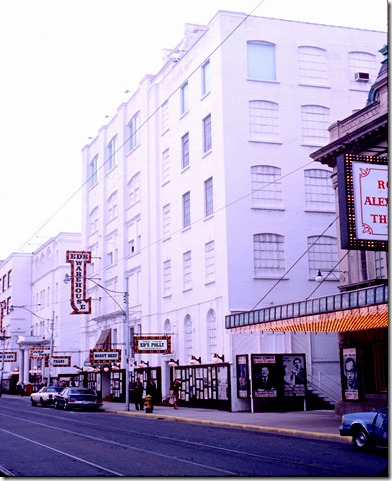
[105,409,349,443]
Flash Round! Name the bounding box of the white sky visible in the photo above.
[0,0,388,260]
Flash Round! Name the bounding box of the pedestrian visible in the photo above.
[146,378,157,403]
[169,379,181,410]
[132,377,144,411]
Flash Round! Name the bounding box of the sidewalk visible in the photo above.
[102,401,347,443]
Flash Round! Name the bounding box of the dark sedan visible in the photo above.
[54,387,103,411]
[340,407,388,451]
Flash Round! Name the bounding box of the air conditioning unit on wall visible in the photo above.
[355,72,370,82]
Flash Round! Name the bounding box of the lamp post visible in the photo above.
[63,274,131,411]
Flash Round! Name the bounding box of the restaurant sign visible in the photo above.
[134,336,171,354]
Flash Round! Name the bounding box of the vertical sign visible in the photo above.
[66,251,92,314]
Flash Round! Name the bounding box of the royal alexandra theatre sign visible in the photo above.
[338,154,388,250]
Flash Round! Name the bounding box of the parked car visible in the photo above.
[340,407,388,451]
[31,386,64,407]
[54,387,103,411]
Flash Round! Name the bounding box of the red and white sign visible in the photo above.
[352,162,388,241]
[66,251,92,314]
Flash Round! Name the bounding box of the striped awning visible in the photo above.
[232,304,388,333]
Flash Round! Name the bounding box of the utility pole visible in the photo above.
[0,335,11,397]
[47,312,54,387]
[124,278,130,411]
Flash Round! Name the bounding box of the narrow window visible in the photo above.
[182,191,191,228]
[180,82,189,114]
[128,112,140,150]
[107,136,117,170]
[181,133,190,169]
[204,177,213,216]
[202,60,211,95]
[205,241,215,283]
[203,114,212,153]
[183,251,192,290]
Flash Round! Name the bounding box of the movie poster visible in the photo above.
[252,355,277,398]
[282,354,306,397]
[342,348,359,401]
[236,355,249,399]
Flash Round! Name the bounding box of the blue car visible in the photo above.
[340,407,388,451]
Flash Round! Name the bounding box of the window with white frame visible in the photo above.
[89,155,98,188]
[205,241,215,283]
[201,60,211,96]
[89,206,99,235]
[128,172,141,207]
[183,250,192,290]
[180,82,189,114]
[107,136,117,171]
[298,46,328,85]
[128,112,140,150]
[374,251,386,279]
[163,260,172,297]
[251,165,282,208]
[249,100,280,142]
[106,232,118,266]
[247,41,276,81]
[203,114,212,153]
[181,133,190,169]
[301,105,330,144]
[304,169,334,210]
[349,51,376,89]
[161,100,169,133]
[182,191,191,228]
[307,235,338,279]
[162,148,170,184]
[254,233,285,278]
[204,177,213,216]
[207,309,217,359]
[127,216,141,255]
[107,190,118,221]
[162,203,171,239]
[184,315,193,362]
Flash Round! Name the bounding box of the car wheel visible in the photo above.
[40,397,47,407]
[55,401,61,410]
[352,427,372,452]
[31,399,37,406]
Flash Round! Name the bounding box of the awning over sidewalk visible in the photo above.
[231,304,388,333]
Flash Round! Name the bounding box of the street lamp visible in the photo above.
[211,354,225,363]
[190,356,201,365]
[63,274,131,412]
[315,269,346,282]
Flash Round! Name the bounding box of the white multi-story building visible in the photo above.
[80,10,386,410]
[0,232,82,390]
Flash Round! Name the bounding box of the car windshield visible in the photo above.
[70,389,96,395]
[47,387,63,393]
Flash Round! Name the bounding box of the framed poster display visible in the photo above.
[341,347,359,401]
[236,354,249,399]
[251,355,277,398]
[282,355,306,397]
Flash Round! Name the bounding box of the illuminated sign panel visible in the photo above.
[45,356,72,367]
[133,336,171,354]
[90,349,122,363]
[30,347,51,359]
[66,251,92,314]
[0,352,17,362]
[337,154,388,250]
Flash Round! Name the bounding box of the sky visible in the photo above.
[0,0,388,260]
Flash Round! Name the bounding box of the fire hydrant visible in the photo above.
[144,394,153,413]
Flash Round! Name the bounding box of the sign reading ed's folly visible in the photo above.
[134,336,171,354]
[66,251,92,314]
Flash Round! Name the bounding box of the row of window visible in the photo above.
[247,42,376,87]
[88,167,334,240]
[162,234,338,296]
